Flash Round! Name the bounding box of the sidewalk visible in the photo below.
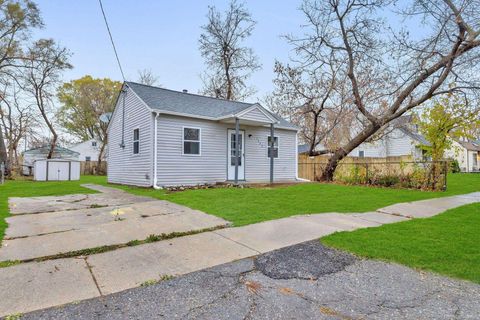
[0,192,478,316]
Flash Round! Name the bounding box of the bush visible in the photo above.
[449,159,461,173]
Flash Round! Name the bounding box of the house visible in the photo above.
[349,116,430,160]
[107,82,299,187]
[22,146,80,175]
[70,138,105,163]
[445,139,480,172]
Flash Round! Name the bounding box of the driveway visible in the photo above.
[22,241,480,320]
[1,184,229,261]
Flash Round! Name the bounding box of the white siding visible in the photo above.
[70,139,103,162]
[386,129,416,156]
[155,114,297,186]
[239,107,272,123]
[107,87,153,187]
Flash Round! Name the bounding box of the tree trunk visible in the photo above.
[97,139,107,172]
[321,123,381,181]
[47,132,57,159]
[0,125,7,169]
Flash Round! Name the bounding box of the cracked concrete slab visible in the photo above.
[0,258,100,317]
[215,216,344,253]
[21,242,480,320]
[352,211,410,224]
[0,207,229,261]
[8,188,154,215]
[86,232,258,295]
[378,192,480,218]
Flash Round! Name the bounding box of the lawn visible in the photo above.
[0,174,479,240]
[0,177,100,241]
[93,173,480,226]
[322,203,480,284]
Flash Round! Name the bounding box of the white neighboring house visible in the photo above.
[349,117,430,160]
[445,140,480,172]
[22,146,80,175]
[107,82,299,187]
[69,139,105,163]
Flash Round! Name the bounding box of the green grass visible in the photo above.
[322,203,480,283]
[93,174,479,226]
[1,174,479,239]
[0,176,102,241]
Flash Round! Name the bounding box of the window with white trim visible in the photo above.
[183,127,200,155]
[267,136,278,158]
[358,150,365,158]
[91,141,97,147]
[133,129,140,154]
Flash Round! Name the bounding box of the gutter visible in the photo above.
[153,112,162,189]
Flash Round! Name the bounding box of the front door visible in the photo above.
[227,129,245,180]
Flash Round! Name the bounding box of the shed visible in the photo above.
[34,159,80,181]
[23,146,80,176]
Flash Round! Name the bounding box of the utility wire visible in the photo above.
[98,0,126,81]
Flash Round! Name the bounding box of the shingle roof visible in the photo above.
[456,140,480,151]
[126,82,297,130]
[398,127,431,146]
[24,146,80,156]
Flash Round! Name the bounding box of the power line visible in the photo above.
[98,0,126,81]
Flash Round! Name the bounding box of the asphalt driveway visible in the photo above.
[23,241,480,320]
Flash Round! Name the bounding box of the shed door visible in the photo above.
[47,162,70,181]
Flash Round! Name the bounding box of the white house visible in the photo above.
[70,138,105,162]
[22,146,80,175]
[350,117,429,160]
[445,139,480,172]
[107,82,299,187]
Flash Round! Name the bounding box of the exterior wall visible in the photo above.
[239,107,272,123]
[349,129,418,158]
[107,87,153,187]
[70,139,103,162]
[155,114,297,186]
[446,141,480,172]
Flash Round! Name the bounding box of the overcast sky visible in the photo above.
[32,0,308,102]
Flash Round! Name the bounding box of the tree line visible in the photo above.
[1,0,479,180]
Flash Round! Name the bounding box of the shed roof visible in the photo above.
[24,146,80,157]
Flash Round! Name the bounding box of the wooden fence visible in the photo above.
[80,161,107,175]
[298,154,447,190]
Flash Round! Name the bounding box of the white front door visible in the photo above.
[227,129,245,180]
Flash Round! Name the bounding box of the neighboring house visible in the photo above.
[349,116,430,160]
[22,146,80,175]
[107,82,299,187]
[70,138,105,162]
[297,143,326,155]
[445,139,480,172]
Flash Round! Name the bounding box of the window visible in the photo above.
[267,136,278,158]
[133,129,140,154]
[183,127,200,155]
[85,156,91,162]
[358,150,365,158]
[91,141,97,147]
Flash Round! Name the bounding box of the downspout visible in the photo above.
[153,112,162,189]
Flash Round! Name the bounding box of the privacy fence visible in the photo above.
[80,161,107,175]
[298,155,448,191]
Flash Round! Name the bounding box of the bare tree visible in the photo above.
[199,0,261,100]
[0,0,42,167]
[22,39,72,159]
[267,55,355,156]
[0,81,36,166]
[137,69,160,86]
[290,0,480,180]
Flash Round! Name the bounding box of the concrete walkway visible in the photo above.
[0,190,478,316]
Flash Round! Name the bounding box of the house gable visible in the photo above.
[235,104,277,124]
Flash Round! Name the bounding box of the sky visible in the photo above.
[32,0,307,102]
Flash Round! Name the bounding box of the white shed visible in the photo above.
[34,159,80,181]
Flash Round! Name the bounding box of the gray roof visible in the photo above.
[456,140,480,151]
[126,82,297,130]
[24,146,80,157]
[399,127,431,146]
